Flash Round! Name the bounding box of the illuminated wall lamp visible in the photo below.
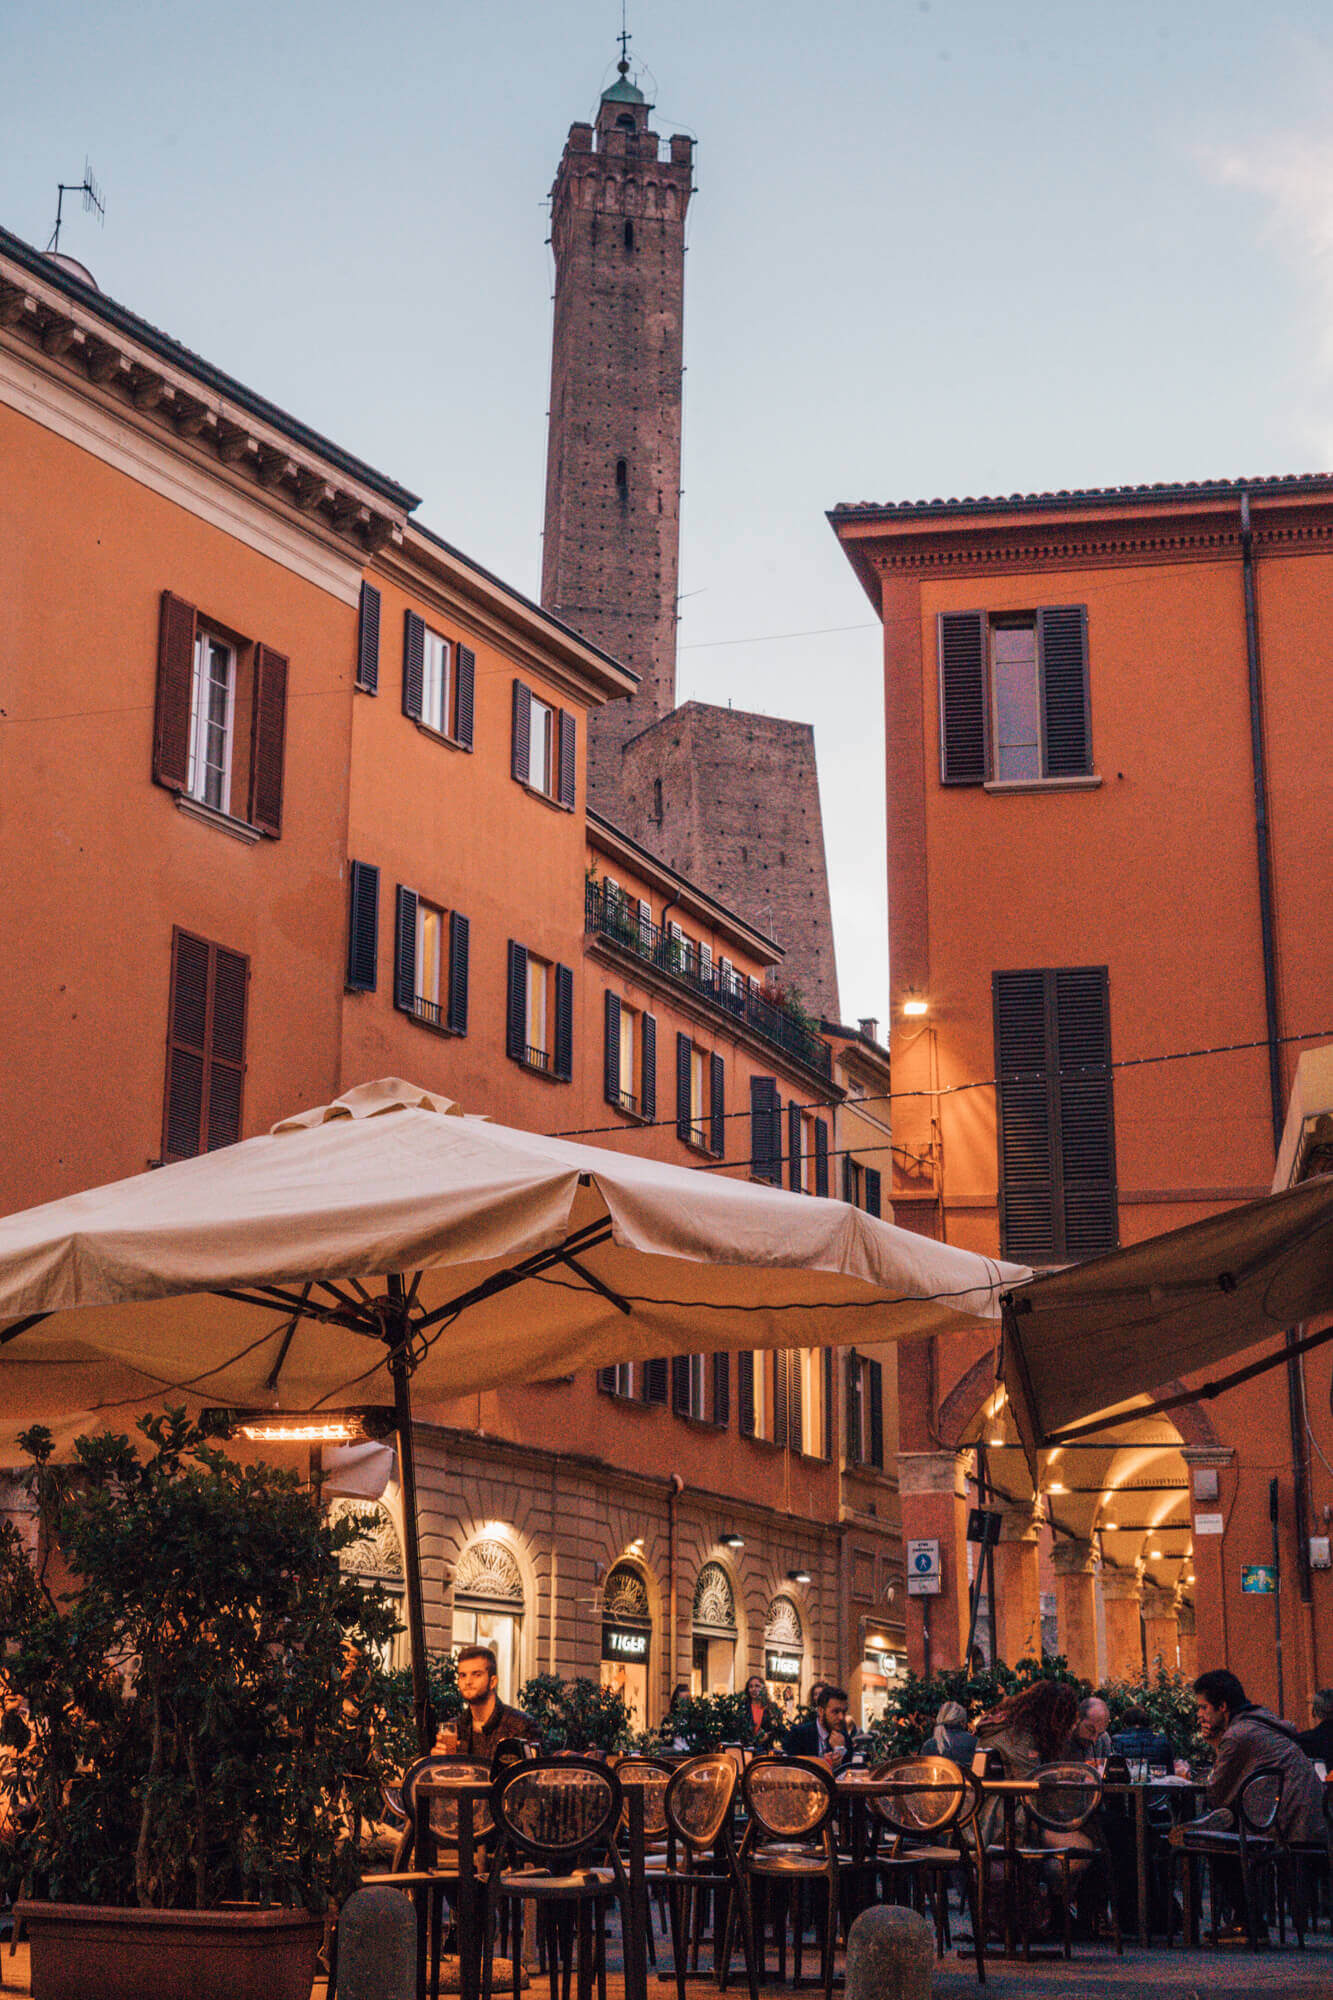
[787,1567,813,1585]
[720,1530,745,1549]
[901,992,929,1018]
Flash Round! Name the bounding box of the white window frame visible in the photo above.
[989,619,1041,783]
[689,1045,707,1147]
[415,900,445,1018]
[422,627,452,736]
[528,696,555,793]
[619,1003,637,1110]
[526,953,550,1062]
[187,628,236,813]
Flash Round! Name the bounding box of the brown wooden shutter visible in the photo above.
[163,929,248,1161]
[864,1168,882,1218]
[455,643,476,748]
[553,963,574,1080]
[773,1350,790,1449]
[447,911,469,1034]
[643,1358,668,1405]
[402,611,425,721]
[248,644,288,836]
[511,680,531,782]
[938,610,987,784]
[558,709,577,809]
[671,1354,692,1417]
[604,991,622,1105]
[867,1360,884,1468]
[845,1351,863,1462]
[346,861,379,992]
[394,888,418,1013]
[841,1154,854,1203]
[153,592,196,791]
[1054,967,1117,1256]
[597,1365,618,1394]
[676,1033,692,1142]
[709,1053,725,1157]
[506,942,527,1059]
[822,1348,834,1458]
[711,1353,730,1428]
[994,965,1116,1261]
[787,1350,803,1454]
[356,582,381,694]
[994,969,1056,1261]
[787,1102,803,1190]
[1037,606,1091,777]
[750,1076,779,1184]
[738,1350,755,1436]
[813,1118,829,1197]
[641,1012,657,1121]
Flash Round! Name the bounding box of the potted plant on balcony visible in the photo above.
[0,1411,399,2000]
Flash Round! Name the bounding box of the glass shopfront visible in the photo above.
[859,1646,902,1727]
[763,1594,805,1719]
[450,1536,525,1703]
[691,1561,738,1695]
[600,1562,653,1727]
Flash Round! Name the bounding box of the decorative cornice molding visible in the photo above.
[867,515,1333,580]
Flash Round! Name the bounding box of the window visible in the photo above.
[797,1347,829,1458]
[677,1035,724,1155]
[152,592,288,835]
[750,1076,781,1183]
[993,965,1117,1262]
[393,889,469,1033]
[787,1106,827,1194]
[598,1358,669,1404]
[615,456,629,496]
[507,941,573,1078]
[402,612,475,746]
[624,220,634,251]
[603,992,657,1117]
[672,1351,730,1426]
[841,1156,883,1216]
[939,605,1091,785]
[845,1352,885,1470]
[512,680,576,807]
[163,928,248,1161]
[346,860,379,992]
[738,1348,829,1455]
[356,581,381,693]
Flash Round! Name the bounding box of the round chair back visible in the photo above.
[1237,1764,1284,1838]
[868,1756,967,1838]
[400,1755,494,1844]
[666,1753,738,1850]
[1026,1762,1102,1833]
[493,1756,623,1865]
[616,1756,674,1838]
[742,1756,834,1841]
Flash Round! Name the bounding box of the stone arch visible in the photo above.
[938,1351,1002,1448]
[693,1561,736,1630]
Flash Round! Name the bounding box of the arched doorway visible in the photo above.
[330,1497,407,1671]
[692,1561,738,1694]
[762,1592,805,1720]
[600,1560,653,1728]
[452,1537,526,1702]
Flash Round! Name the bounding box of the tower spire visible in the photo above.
[618,0,631,74]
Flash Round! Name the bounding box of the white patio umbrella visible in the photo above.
[0,1078,1026,1741]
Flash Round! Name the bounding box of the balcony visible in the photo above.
[585,883,832,1080]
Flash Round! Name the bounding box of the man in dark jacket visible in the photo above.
[438,1645,540,1762]
[784,1685,851,1769]
[1295,1688,1333,1768]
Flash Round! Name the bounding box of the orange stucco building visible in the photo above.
[833,478,1333,1718]
[2,224,903,1726]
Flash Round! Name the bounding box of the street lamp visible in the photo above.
[787,1567,812,1585]
[720,1530,745,1549]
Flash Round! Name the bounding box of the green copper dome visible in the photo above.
[602,70,647,105]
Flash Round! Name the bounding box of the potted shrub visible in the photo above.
[0,1412,399,2000]
[516,1673,632,1754]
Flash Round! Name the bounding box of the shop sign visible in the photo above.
[1240,1565,1278,1595]
[765,1649,803,1681]
[602,1622,650,1659]
[906,1538,941,1596]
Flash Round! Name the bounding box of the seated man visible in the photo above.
[1110,1704,1177,1774]
[1070,1695,1113,1764]
[784,1684,851,1770]
[437,1645,540,1763]
[1294,1687,1333,1769]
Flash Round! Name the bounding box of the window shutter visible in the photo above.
[163,929,210,1160]
[402,611,425,721]
[822,1348,835,1458]
[750,1076,780,1184]
[994,969,1056,1261]
[558,709,577,808]
[455,643,476,748]
[638,898,652,944]
[553,962,574,1080]
[712,1352,730,1428]
[604,991,622,1105]
[938,610,987,785]
[788,1350,803,1454]
[153,591,196,791]
[864,1167,882,1217]
[867,1360,884,1468]
[248,643,288,836]
[1055,966,1117,1256]
[841,1153,853,1203]
[207,948,247,1149]
[447,911,470,1034]
[814,1119,829,1197]
[787,1102,802,1190]
[845,1351,863,1462]
[346,860,379,992]
[709,1052,725,1157]
[394,887,418,1013]
[356,581,381,694]
[511,679,531,782]
[644,1358,668,1405]
[676,1032,692,1143]
[506,941,527,1059]
[641,1012,657,1122]
[597,1366,618,1395]
[1038,606,1091,778]
[738,1350,755,1436]
[671,1354,691,1416]
[772,1348,788,1448]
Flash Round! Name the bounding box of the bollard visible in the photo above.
[845,1903,935,2000]
[335,1885,417,2000]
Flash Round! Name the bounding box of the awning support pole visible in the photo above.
[387,1276,435,1755]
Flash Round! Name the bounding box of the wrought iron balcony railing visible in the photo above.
[585,883,832,1080]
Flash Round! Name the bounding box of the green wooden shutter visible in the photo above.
[738,1351,755,1436]
[506,942,527,1060]
[814,1119,829,1197]
[641,1013,657,1121]
[938,610,987,784]
[356,582,380,693]
[346,861,379,992]
[447,911,469,1034]
[604,991,622,1106]
[1037,606,1091,777]
[750,1077,780,1184]
[153,592,196,791]
[864,1168,882,1217]
[553,963,574,1080]
[402,611,425,721]
[787,1102,803,1190]
[676,1033,692,1143]
[454,643,475,747]
[394,888,418,1013]
[709,1053,725,1157]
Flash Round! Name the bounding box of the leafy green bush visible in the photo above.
[868,1655,1083,1759]
[517,1674,632,1753]
[657,1691,755,1751]
[0,1412,400,1912]
[379,1649,463,1766]
[1100,1667,1206,1765]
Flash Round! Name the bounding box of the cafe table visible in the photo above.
[1098,1774,1207,1947]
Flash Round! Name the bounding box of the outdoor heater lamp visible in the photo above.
[218,1408,397,1446]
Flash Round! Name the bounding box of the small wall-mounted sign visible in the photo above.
[765,1650,803,1681]
[1240,1565,1278,1595]
[907,1538,942,1596]
[1194,1513,1224,1536]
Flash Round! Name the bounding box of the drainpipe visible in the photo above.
[668,1473,684,1693]
[1240,494,1314,1629]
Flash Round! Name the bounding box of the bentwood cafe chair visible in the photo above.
[482,1757,631,2000]
[733,1757,841,2000]
[867,1756,986,1984]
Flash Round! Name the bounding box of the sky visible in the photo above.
[9,1,1333,1024]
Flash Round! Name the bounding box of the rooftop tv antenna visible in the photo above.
[47,160,105,254]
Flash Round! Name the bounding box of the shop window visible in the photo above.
[691,1561,737,1696]
[601,1561,652,1729]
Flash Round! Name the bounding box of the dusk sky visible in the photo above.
[10,1,1333,1022]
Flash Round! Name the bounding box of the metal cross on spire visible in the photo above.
[618,0,631,74]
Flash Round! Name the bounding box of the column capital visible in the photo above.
[896,1450,967,1499]
[997,1499,1041,1544]
[1174,1600,1196,1638]
[1140,1581,1178,1621]
[1051,1536,1095,1576]
[1099,1565,1143,1603]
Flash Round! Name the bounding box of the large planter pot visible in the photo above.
[17,1900,325,2000]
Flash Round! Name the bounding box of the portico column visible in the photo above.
[1175,1600,1198,1680]
[992,1500,1043,1667]
[1100,1567,1144,1682]
[1141,1582,1180,1673]
[1051,1537,1098,1682]
[897,1450,969,1675]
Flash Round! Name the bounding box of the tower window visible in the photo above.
[624,219,634,251]
[615,457,628,496]
[616,113,636,131]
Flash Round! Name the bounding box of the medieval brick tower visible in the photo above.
[541,66,693,804]
[542,62,842,1021]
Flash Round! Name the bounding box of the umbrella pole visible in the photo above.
[388,1329,436,1754]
